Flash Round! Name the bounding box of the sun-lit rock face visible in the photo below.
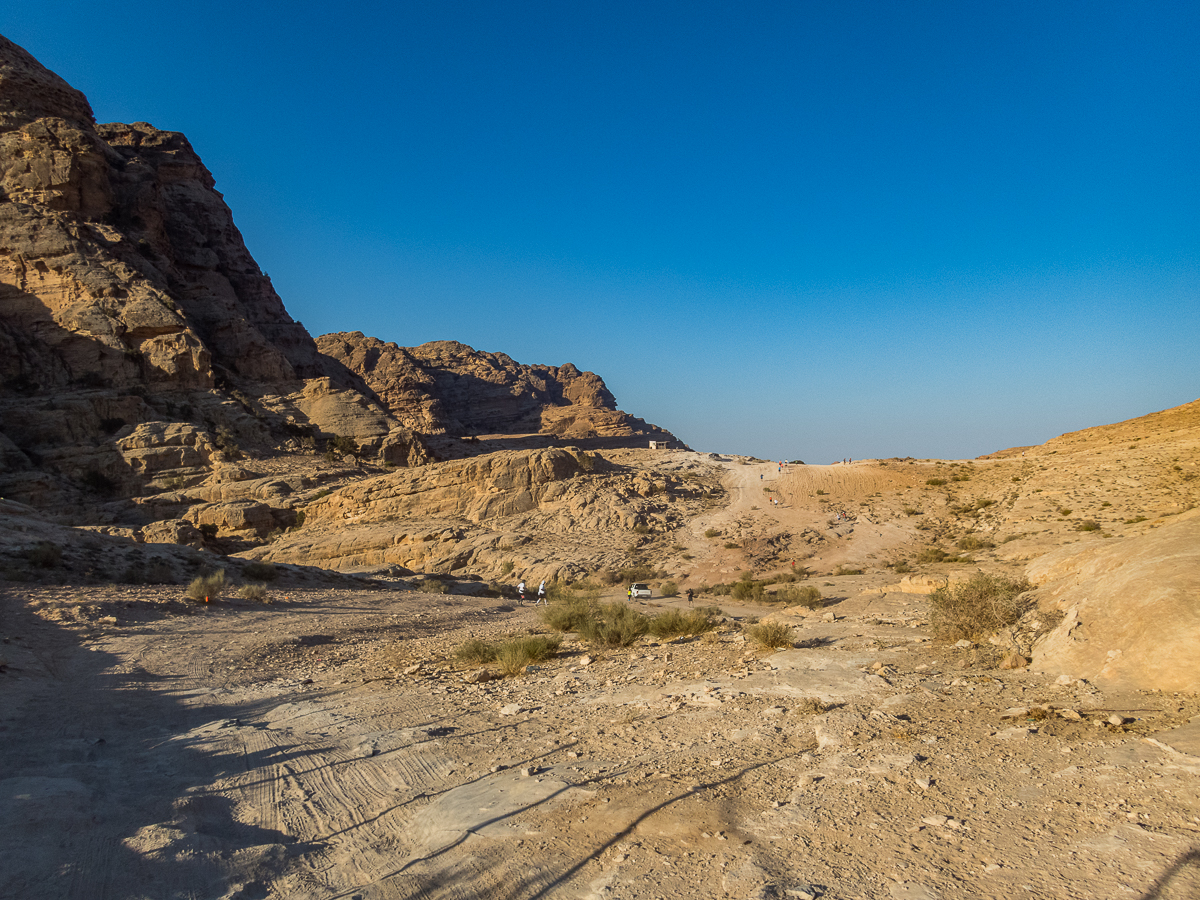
[317,331,666,439]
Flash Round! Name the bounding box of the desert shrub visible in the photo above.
[903,507,922,516]
[1124,516,1147,524]
[328,434,359,457]
[596,569,620,586]
[833,566,863,576]
[494,635,561,676]
[659,580,679,597]
[455,638,498,665]
[632,523,650,535]
[577,602,649,648]
[238,583,269,602]
[745,621,794,650]
[198,523,219,540]
[916,548,948,563]
[1076,520,1100,532]
[617,564,662,583]
[956,534,994,551]
[186,570,226,601]
[412,577,450,594]
[1057,507,1072,517]
[573,450,597,472]
[927,573,1033,642]
[648,608,716,639]
[723,542,740,550]
[793,697,832,715]
[243,561,278,582]
[926,478,947,486]
[731,580,764,602]
[815,489,827,495]
[500,560,515,575]
[539,590,596,632]
[704,528,720,538]
[975,498,994,508]
[143,558,176,584]
[26,542,62,568]
[778,585,822,609]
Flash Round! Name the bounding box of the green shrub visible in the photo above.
[892,560,912,574]
[926,478,947,486]
[903,507,922,516]
[328,434,359,457]
[243,561,278,581]
[916,548,948,563]
[578,602,649,648]
[238,583,269,602]
[745,621,794,650]
[500,560,515,575]
[833,566,863,576]
[1076,520,1100,532]
[659,580,679,597]
[723,542,740,550]
[632,523,651,535]
[648,609,716,639]
[704,528,720,538]
[927,573,1033,642]
[186,570,226,601]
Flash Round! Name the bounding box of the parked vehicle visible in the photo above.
[628,583,652,599]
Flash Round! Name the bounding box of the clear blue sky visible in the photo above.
[8,2,1198,462]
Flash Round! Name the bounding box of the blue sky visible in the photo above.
[8,2,1198,461]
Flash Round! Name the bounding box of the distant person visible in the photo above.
[686,588,694,605]
[518,580,526,604]
[626,584,632,601]
[536,580,547,606]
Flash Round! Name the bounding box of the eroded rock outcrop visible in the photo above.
[317,332,674,440]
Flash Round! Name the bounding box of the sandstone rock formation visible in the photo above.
[1028,507,1200,693]
[317,332,675,440]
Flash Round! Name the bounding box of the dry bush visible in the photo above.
[745,621,794,650]
[455,639,497,665]
[538,590,596,632]
[186,570,225,602]
[793,697,831,715]
[648,609,716,639]
[26,542,62,568]
[955,534,994,550]
[659,580,679,597]
[777,585,822,609]
[833,566,863,576]
[928,573,1033,641]
[495,635,561,675]
[578,602,649,648]
[238,583,270,603]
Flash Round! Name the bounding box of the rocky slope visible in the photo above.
[0,35,677,542]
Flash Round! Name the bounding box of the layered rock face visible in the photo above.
[0,36,325,391]
[318,332,672,440]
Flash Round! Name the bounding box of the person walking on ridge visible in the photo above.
[518,580,526,605]
[536,580,547,606]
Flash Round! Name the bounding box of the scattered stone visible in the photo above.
[953,639,973,649]
[463,668,495,684]
[994,726,1036,739]
[403,664,422,675]
[914,777,932,790]
[1058,708,1082,720]
[500,704,522,716]
[921,815,948,827]
[520,766,538,777]
[999,651,1028,669]
[1000,707,1030,719]
[1108,714,1129,727]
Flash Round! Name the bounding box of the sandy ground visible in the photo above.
[3,579,1199,900]
[3,433,1199,899]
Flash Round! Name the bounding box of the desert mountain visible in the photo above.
[0,35,677,529]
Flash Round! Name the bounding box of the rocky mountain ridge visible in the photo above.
[0,34,678,531]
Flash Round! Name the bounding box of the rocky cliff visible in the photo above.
[317,332,673,441]
[0,34,680,540]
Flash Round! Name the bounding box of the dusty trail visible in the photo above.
[3,583,1199,900]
